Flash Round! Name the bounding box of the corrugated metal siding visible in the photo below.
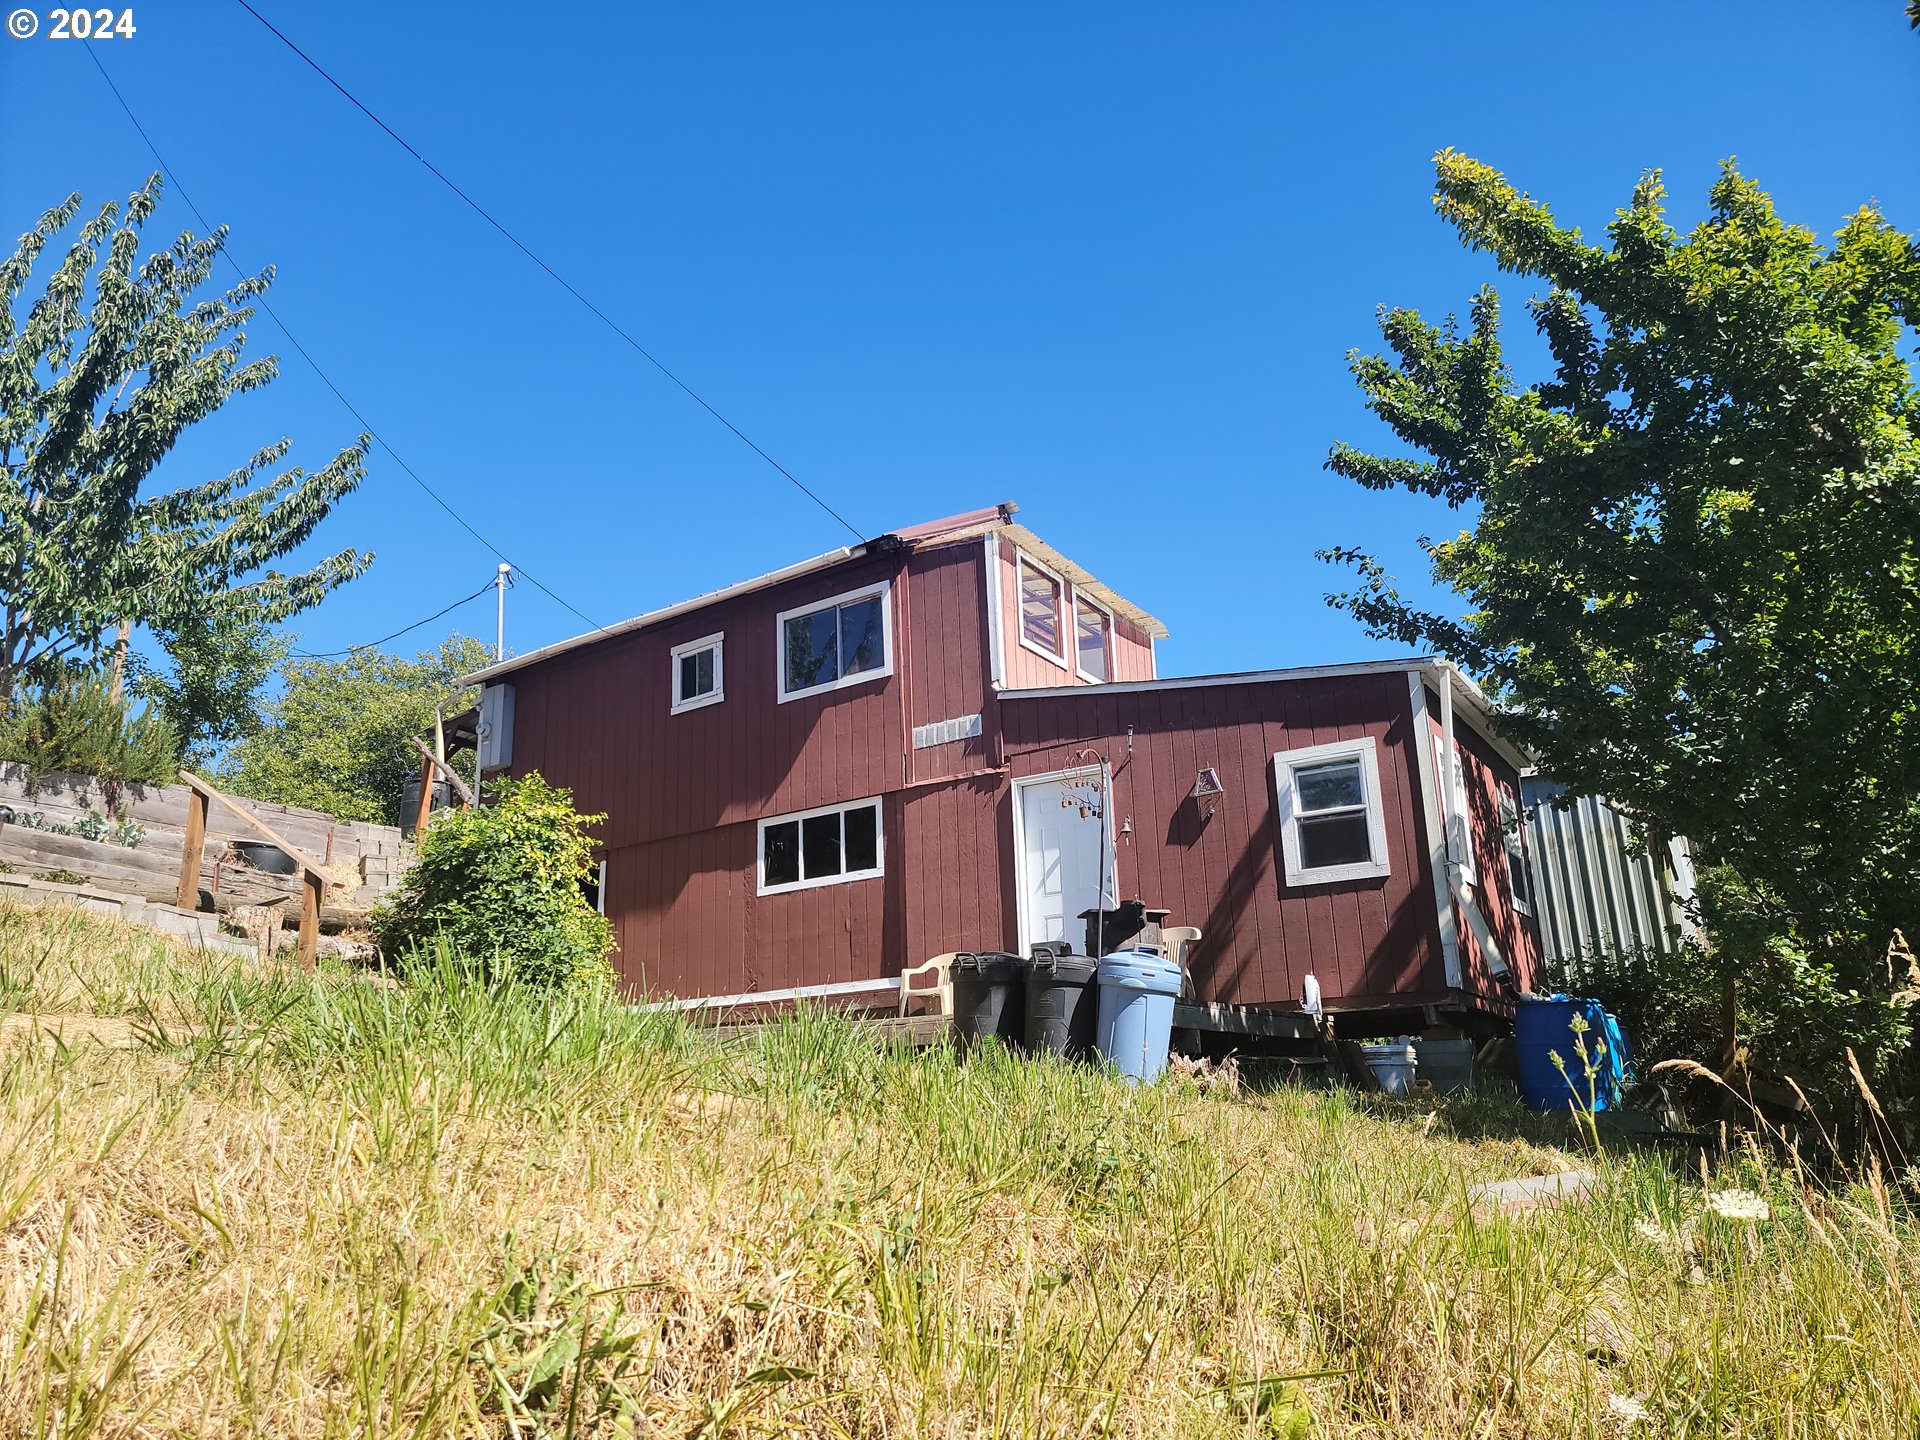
[1000,672,1453,1011]
[1521,778,1694,969]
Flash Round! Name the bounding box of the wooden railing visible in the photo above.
[175,770,330,969]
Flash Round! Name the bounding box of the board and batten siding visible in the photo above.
[505,541,1020,999]
[999,671,1447,1011]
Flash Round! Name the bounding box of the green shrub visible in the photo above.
[0,666,180,786]
[1557,939,1725,1075]
[373,773,614,991]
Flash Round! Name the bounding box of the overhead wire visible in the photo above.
[289,578,496,659]
[229,0,868,545]
[83,45,611,638]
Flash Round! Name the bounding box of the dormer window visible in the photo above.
[1074,594,1113,682]
[1018,557,1067,665]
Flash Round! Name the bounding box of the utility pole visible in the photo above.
[494,563,512,662]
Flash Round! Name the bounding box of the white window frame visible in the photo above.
[775,580,895,703]
[756,796,885,896]
[669,631,725,714]
[1072,591,1115,684]
[1015,554,1070,669]
[1273,736,1393,885]
[1499,786,1533,917]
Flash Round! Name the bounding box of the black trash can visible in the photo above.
[1025,946,1099,1059]
[950,952,1029,1053]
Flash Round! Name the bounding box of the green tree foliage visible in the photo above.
[0,665,179,786]
[374,773,615,991]
[220,634,490,825]
[1324,154,1920,1088]
[0,177,370,699]
[128,611,289,766]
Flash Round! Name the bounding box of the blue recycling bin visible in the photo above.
[1094,948,1184,1082]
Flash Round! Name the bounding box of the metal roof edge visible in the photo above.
[998,657,1536,767]
[458,542,864,686]
[995,657,1440,699]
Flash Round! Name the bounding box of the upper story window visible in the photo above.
[1018,557,1066,664]
[670,632,724,714]
[777,581,893,702]
[1074,594,1113,682]
[1273,737,1392,885]
[758,797,883,895]
[1500,786,1533,915]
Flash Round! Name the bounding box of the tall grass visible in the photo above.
[0,898,1913,1437]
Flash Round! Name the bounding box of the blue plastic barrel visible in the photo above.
[1515,994,1631,1111]
[1094,948,1184,1082]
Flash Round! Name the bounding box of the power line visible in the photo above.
[229,0,868,545]
[83,46,610,638]
[289,578,496,659]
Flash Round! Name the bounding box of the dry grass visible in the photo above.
[0,899,1914,1438]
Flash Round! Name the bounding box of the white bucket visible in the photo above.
[1359,1038,1419,1096]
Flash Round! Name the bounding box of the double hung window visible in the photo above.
[1273,737,1392,884]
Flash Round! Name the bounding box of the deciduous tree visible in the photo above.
[0,177,369,701]
[1323,153,1920,1086]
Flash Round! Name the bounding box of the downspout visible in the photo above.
[1439,667,1462,884]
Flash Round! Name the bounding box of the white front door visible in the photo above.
[1016,771,1116,954]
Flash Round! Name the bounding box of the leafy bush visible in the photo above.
[0,667,180,785]
[1557,940,1725,1075]
[373,773,614,991]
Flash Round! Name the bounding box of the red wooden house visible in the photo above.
[464,504,1538,1030]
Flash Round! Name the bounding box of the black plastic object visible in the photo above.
[949,951,1029,1052]
[1078,899,1148,958]
[400,769,450,839]
[1025,949,1099,1058]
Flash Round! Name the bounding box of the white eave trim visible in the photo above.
[641,976,901,1012]
[458,542,863,686]
[998,658,1534,770]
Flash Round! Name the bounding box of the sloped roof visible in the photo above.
[458,502,1166,686]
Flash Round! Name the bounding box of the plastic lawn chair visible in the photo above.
[1159,926,1202,997]
[898,952,959,1017]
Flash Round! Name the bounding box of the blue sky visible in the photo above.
[3,1,1916,679]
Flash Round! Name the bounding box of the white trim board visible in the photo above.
[1409,671,1464,988]
[642,976,901,1012]
[983,532,1007,690]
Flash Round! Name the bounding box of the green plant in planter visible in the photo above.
[373,773,614,991]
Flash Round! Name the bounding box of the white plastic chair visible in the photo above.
[1160,926,1202,997]
[898,952,959,1017]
